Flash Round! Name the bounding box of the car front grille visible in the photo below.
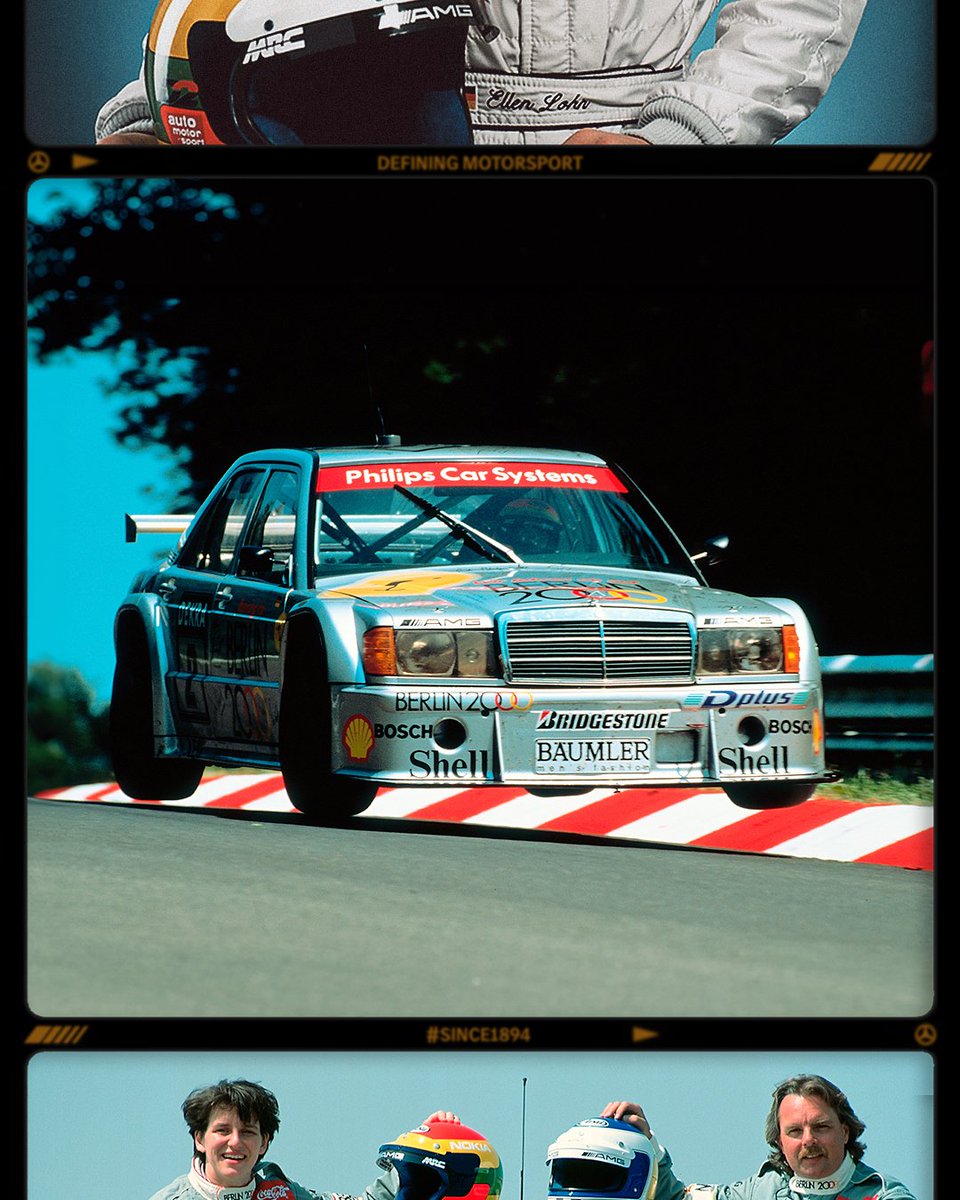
[503,619,694,683]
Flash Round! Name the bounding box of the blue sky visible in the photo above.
[27,178,189,702]
[26,341,187,703]
[27,1051,932,1200]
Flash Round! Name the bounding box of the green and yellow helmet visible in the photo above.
[143,0,496,145]
[378,1120,503,1200]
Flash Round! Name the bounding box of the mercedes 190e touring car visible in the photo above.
[111,443,833,819]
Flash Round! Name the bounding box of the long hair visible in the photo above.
[764,1075,866,1170]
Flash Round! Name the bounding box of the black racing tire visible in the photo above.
[110,618,204,801]
[278,622,378,821]
[723,782,817,809]
[526,786,595,798]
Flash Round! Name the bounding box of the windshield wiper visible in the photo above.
[394,485,523,564]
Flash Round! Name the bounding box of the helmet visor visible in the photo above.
[225,15,472,144]
[395,1162,452,1200]
[380,1148,483,1200]
[550,1160,640,1194]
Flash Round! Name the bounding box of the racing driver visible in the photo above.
[600,1076,917,1200]
[148,1080,465,1200]
[96,0,867,145]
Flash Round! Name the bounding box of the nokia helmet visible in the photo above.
[144,0,497,146]
[378,1120,503,1200]
[547,1119,658,1200]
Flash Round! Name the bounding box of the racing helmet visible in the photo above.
[547,1119,658,1200]
[378,1120,503,1200]
[498,497,563,555]
[144,0,497,146]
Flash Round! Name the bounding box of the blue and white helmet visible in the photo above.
[547,1119,657,1200]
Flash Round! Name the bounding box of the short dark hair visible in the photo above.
[764,1075,866,1170]
[183,1080,281,1162]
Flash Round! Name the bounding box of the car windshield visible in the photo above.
[311,459,698,580]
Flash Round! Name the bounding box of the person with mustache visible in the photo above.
[602,1075,916,1200]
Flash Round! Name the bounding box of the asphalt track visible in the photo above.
[27,797,933,1018]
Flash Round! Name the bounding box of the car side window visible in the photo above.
[179,469,265,574]
[238,469,299,585]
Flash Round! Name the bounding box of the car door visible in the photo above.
[160,466,267,747]
[206,467,302,758]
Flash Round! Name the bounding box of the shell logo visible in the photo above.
[342,714,375,761]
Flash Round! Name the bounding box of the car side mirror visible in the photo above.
[238,544,283,580]
[691,534,730,566]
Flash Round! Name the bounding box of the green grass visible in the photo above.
[819,768,934,805]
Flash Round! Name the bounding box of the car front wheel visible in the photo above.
[110,619,204,801]
[723,782,817,809]
[278,622,378,821]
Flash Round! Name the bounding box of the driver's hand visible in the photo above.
[97,132,165,145]
[600,1102,652,1136]
[562,130,651,144]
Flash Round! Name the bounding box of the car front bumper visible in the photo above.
[331,680,827,788]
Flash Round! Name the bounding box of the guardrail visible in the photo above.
[821,653,934,756]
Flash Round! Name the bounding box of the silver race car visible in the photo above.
[111,443,833,818]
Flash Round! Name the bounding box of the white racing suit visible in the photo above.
[94,0,867,146]
[149,1161,400,1200]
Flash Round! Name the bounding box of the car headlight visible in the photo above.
[697,624,799,675]
[362,628,495,677]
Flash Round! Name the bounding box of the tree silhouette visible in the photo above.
[27,177,935,652]
[29,179,683,501]
[27,663,111,792]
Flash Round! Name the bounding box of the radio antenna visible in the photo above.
[520,1077,527,1200]
[363,340,400,446]
[362,342,382,435]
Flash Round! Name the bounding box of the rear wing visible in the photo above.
[124,513,296,548]
[125,514,193,543]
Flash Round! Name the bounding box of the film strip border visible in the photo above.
[869,151,932,172]
[27,148,937,180]
[18,1021,938,1049]
[25,1024,90,1045]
